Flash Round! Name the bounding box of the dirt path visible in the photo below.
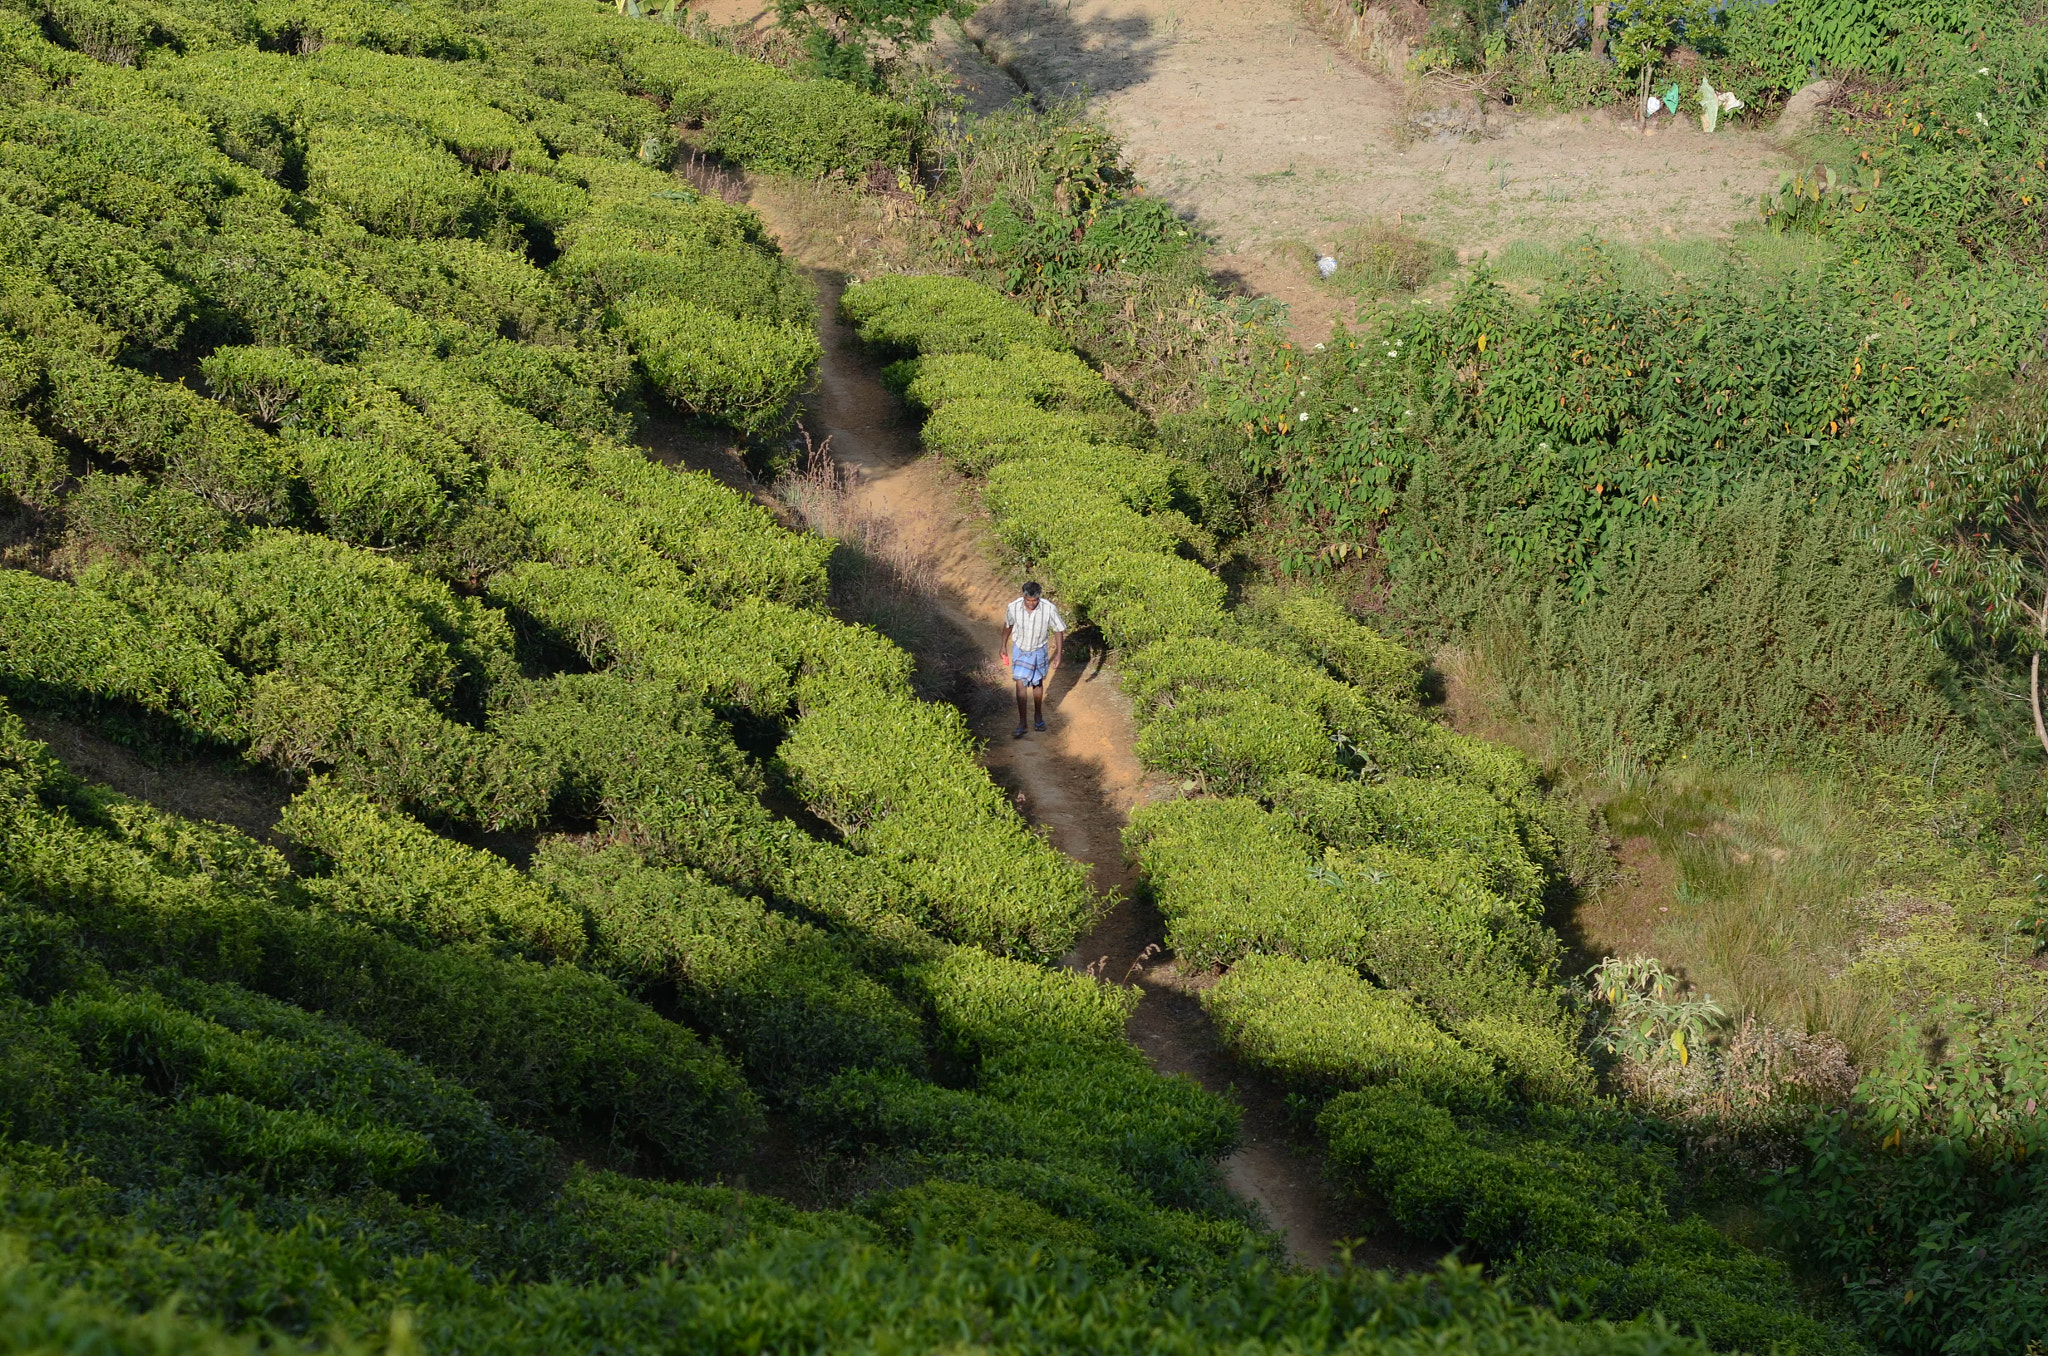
[748,188,1421,1268]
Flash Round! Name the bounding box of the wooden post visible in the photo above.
[1590,2,1607,59]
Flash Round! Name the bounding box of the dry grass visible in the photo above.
[772,435,969,702]
[1440,642,1945,1070]
[1322,220,1455,300]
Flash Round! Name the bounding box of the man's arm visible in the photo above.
[1049,617,1064,669]
[1001,622,1013,665]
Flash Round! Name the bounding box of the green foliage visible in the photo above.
[278,778,586,961]
[0,568,247,741]
[1260,248,2045,585]
[532,839,924,1099]
[1269,773,1545,907]
[0,408,65,511]
[61,474,241,561]
[839,274,1064,359]
[306,126,489,238]
[1768,997,2048,1354]
[1322,1088,1859,1353]
[0,758,759,1170]
[1204,954,1504,1106]
[620,300,820,437]
[1874,370,2048,752]
[1133,689,1337,794]
[780,689,1097,961]
[555,192,812,325]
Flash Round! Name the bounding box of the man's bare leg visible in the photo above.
[1013,679,1029,730]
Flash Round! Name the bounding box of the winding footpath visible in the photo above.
[746,190,1435,1268]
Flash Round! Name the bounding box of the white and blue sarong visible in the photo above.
[1011,644,1050,686]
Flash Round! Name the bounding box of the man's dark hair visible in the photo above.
[1021,580,1041,598]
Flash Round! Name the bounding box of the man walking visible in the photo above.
[1001,580,1066,739]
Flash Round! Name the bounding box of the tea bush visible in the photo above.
[278,778,586,961]
[1204,955,1504,1106]
[532,839,924,1099]
[780,688,1097,961]
[0,749,759,1169]
[619,300,820,437]
[1321,1088,1861,1353]
[840,273,1067,358]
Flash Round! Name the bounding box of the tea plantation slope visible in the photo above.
[0,701,1726,1355]
[843,273,1868,1355]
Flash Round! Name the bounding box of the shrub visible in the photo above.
[42,350,293,519]
[60,474,240,561]
[278,777,586,962]
[692,78,915,177]
[1133,690,1337,794]
[106,529,521,718]
[1204,955,1503,1108]
[910,947,1137,1060]
[0,782,759,1169]
[1119,635,1383,746]
[840,275,1064,359]
[620,300,819,438]
[902,345,1128,421]
[532,838,923,1098]
[1268,773,1543,907]
[1319,1086,1666,1257]
[0,409,65,511]
[780,689,1097,961]
[305,125,488,238]
[555,195,812,325]
[0,570,246,741]
[1268,594,1422,700]
[0,200,192,351]
[45,973,553,1206]
[1320,1088,1854,1351]
[289,432,451,546]
[919,398,1118,474]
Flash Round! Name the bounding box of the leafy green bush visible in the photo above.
[1204,955,1502,1107]
[557,194,812,325]
[0,200,192,352]
[0,408,65,510]
[305,126,491,239]
[910,946,1137,1060]
[1133,689,1337,794]
[1269,772,1543,907]
[1268,594,1422,700]
[1322,1088,1859,1353]
[532,838,923,1098]
[841,275,1064,359]
[0,569,246,740]
[60,473,240,561]
[919,398,1120,474]
[620,300,820,438]
[30,973,553,1206]
[902,344,1129,422]
[692,77,915,177]
[43,349,293,520]
[0,772,758,1169]
[781,689,1097,961]
[279,778,586,961]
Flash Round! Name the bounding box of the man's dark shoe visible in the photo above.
[1012,725,1027,739]
[1033,718,1047,732]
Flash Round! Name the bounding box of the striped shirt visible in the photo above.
[1005,597,1065,653]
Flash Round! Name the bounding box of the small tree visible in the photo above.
[775,0,969,85]
[1874,376,2048,756]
